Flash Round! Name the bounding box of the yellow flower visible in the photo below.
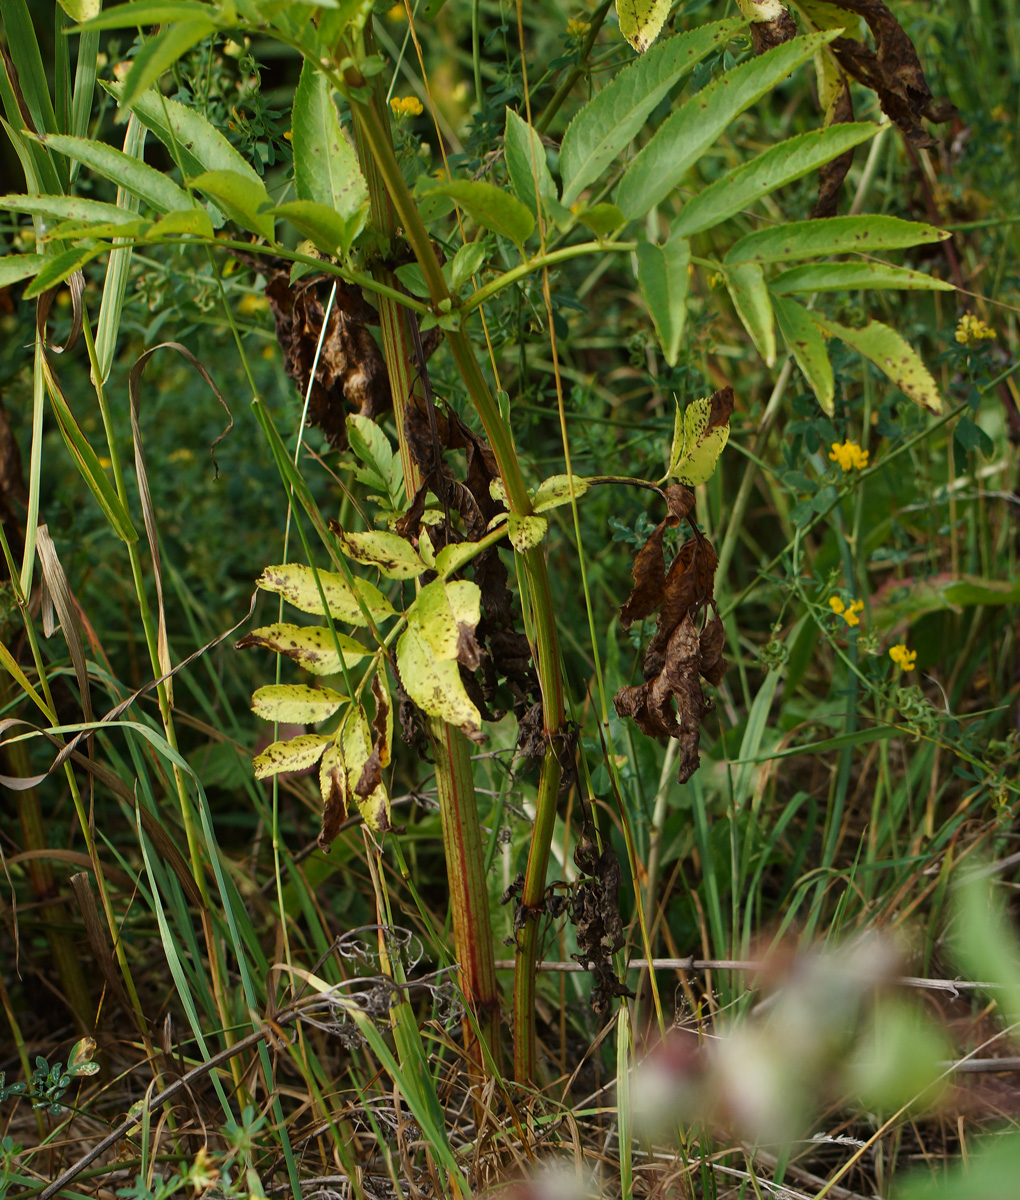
[829,596,845,615]
[238,293,269,317]
[386,2,406,19]
[889,644,916,671]
[390,95,424,118]
[955,312,995,345]
[566,17,589,38]
[842,599,864,628]
[828,440,869,471]
[188,1146,218,1193]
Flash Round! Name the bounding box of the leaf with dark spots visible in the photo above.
[456,622,482,670]
[827,0,955,149]
[318,743,348,849]
[355,673,392,798]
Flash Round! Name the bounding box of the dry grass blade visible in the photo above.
[36,522,94,729]
[128,341,235,704]
[35,268,84,354]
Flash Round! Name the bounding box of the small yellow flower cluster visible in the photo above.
[889,644,916,671]
[828,440,869,471]
[566,17,590,38]
[955,312,995,345]
[386,2,406,20]
[390,95,424,118]
[829,596,864,627]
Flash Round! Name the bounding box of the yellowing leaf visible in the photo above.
[813,315,942,414]
[236,623,368,674]
[333,526,425,579]
[434,541,480,577]
[617,0,671,52]
[341,706,391,832]
[508,512,548,552]
[253,733,330,780]
[397,625,481,732]
[668,388,734,485]
[257,563,395,626]
[251,684,346,724]
[533,474,590,512]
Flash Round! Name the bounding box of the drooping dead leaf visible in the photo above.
[571,833,632,1020]
[744,0,798,55]
[614,493,726,783]
[354,671,392,798]
[812,72,857,219]
[247,256,390,447]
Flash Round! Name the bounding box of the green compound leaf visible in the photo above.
[637,235,691,366]
[668,387,733,485]
[253,732,331,780]
[257,563,395,626]
[671,123,879,238]
[617,31,836,220]
[426,179,535,246]
[812,314,942,414]
[560,20,741,207]
[237,623,368,674]
[772,293,835,413]
[333,526,425,580]
[292,61,368,220]
[617,0,671,52]
[723,261,776,366]
[769,261,954,293]
[251,684,347,724]
[191,170,274,241]
[726,214,949,264]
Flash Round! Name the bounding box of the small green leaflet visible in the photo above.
[772,293,834,413]
[617,0,671,53]
[667,388,734,485]
[723,261,775,367]
[812,315,942,414]
[637,236,691,366]
[425,179,534,246]
[725,214,949,264]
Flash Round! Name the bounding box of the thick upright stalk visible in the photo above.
[343,48,567,1080]
[349,76,501,1069]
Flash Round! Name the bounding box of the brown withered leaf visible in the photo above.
[355,674,391,798]
[699,615,727,687]
[642,534,718,679]
[829,0,955,149]
[0,395,28,577]
[250,257,388,448]
[619,484,694,628]
[319,753,348,849]
[747,4,797,55]
[572,835,632,1021]
[812,74,857,219]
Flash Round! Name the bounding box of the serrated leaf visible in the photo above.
[671,123,879,238]
[191,170,274,241]
[668,389,733,485]
[251,683,347,724]
[0,194,138,228]
[560,20,741,206]
[0,253,48,287]
[48,218,152,242]
[118,20,216,114]
[724,261,775,366]
[618,33,836,222]
[108,84,264,187]
[507,512,548,551]
[253,732,331,779]
[292,61,368,220]
[428,180,535,246]
[772,293,834,413]
[617,31,837,220]
[637,235,690,366]
[333,527,424,579]
[34,133,196,213]
[770,261,954,293]
[257,563,395,626]
[397,624,481,731]
[617,0,671,52]
[812,314,942,414]
[237,622,368,674]
[533,474,590,511]
[272,200,360,257]
[726,215,949,264]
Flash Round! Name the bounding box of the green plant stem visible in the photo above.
[349,66,502,1071]
[462,240,636,316]
[345,48,568,1080]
